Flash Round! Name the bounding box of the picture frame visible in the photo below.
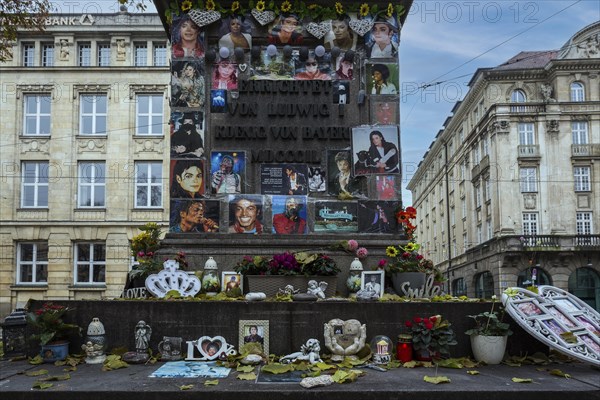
[239,320,269,355]
[221,271,242,293]
[351,125,400,176]
[361,270,385,298]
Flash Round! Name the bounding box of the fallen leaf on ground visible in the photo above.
[25,369,48,376]
[402,361,418,368]
[549,369,571,379]
[467,370,479,375]
[423,375,451,384]
[237,372,257,380]
[204,379,219,386]
[28,355,43,365]
[512,377,533,383]
[261,363,293,374]
[32,381,53,390]
[41,373,70,381]
[236,365,254,373]
[179,384,194,390]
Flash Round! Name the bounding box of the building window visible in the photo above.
[452,278,466,296]
[135,162,162,208]
[448,139,454,156]
[572,121,588,144]
[481,135,489,156]
[461,197,466,219]
[153,43,167,66]
[484,177,491,201]
[75,243,106,284]
[474,271,494,298]
[78,162,106,207]
[574,166,591,192]
[136,94,163,135]
[41,44,54,66]
[570,82,584,102]
[449,173,455,192]
[474,184,481,208]
[80,94,107,135]
[21,162,49,208]
[511,89,526,103]
[473,144,480,165]
[78,42,91,66]
[458,129,464,144]
[486,218,492,240]
[17,242,48,284]
[98,43,110,66]
[523,212,538,236]
[520,167,537,193]
[462,232,468,250]
[450,206,455,226]
[518,123,535,145]
[134,43,147,66]
[22,43,35,66]
[23,94,51,135]
[576,212,593,235]
[460,160,467,181]
[476,224,482,244]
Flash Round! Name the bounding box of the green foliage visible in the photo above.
[405,315,457,357]
[464,296,513,337]
[234,252,340,276]
[26,303,80,346]
[1,0,51,62]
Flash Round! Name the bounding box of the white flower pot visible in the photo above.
[470,335,507,364]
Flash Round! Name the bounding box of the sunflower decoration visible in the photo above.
[359,3,370,17]
[231,1,240,13]
[255,0,266,12]
[205,0,216,11]
[386,246,399,258]
[335,2,344,15]
[307,3,317,10]
[386,2,394,17]
[181,0,193,12]
[280,0,292,13]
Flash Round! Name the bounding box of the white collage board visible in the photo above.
[502,285,600,366]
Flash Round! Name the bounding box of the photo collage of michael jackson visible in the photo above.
[169,9,402,234]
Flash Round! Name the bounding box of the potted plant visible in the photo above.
[127,222,163,288]
[26,302,80,362]
[405,314,457,361]
[465,295,513,364]
[382,242,432,294]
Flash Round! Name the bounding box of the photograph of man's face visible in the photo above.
[228,195,263,234]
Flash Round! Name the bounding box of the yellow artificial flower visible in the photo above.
[307,3,317,9]
[256,0,265,12]
[335,2,344,14]
[387,3,394,17]
[205,0,216,11]
[181,0,193,12]
[359,3,370,17]
[280,0,292,13]
[404,242,417,252]
[386,246,399,258]
[231,1,240,12]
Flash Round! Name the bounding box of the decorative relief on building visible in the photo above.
[20,138,50,154]
[545,120,559,137]
[134,137,164,154]
[129,84,168,100]
[577,194,590,209]
[59,38,71,61]
[523,194,537,210]
[77,138,106,154]
[115,39,127,61]
[570,114,591,121]
[489,120,510,135]
[539,83,555,102]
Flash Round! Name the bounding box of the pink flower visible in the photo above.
[378,259,387,267]
[356,247,368,259]
[347,240,359,251]
[416,254,424,260]
[137,251,145,257]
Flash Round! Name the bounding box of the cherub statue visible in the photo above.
[279,339,323,364]
[307,280,328,299]
[82,341,106,364]
[278,284,299,296]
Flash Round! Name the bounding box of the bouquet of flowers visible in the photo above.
[405,314,457,357]
[26,302,80,346]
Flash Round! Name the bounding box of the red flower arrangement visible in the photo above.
[405,314,457,358]
[395,206,417,240]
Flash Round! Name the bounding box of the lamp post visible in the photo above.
[1,308,28,358]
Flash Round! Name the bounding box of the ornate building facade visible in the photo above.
[0,11,170,316]
[408,22,600,310]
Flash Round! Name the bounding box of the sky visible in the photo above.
[49,1,600,204]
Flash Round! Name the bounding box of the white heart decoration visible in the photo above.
[188,9,221,28]
[349,18,374,37]
[238,63,247,72]
[251,9,276,26]
[306,20,332,39]
[197,336,227,360]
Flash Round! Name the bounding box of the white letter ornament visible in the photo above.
[145,259,201,298]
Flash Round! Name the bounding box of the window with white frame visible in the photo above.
[484,177,491,201]
[98,43,110,66]
[511,89,526,103]
[22,43,35,66]
[17,242,48,284]
[486,218,492,240]
[153,43,167,66]
[482,135,489,156]
[75,243,106,284]
[21,161,49,208]
[522,212,538,236]
[576,212,593,235]
[476,224,482,244]
[78,42,91,66]
[574,166,591,191]
[135,162,162,207]
[572,121,589,144]
[520,167,537,192]
[450,206,455,226]
[474,184,481,208]
[461,197,466,219]
[80,94,107,135]
[449,173,455,192]
[463,232,468,250]
[78,162,106,207]
[23,94,51,135]
[134,43,147,66]
[518,123,535,145]
[473,143,480,165]
[41,44,54,66]
[570,82,584,102]
[458,129,464,144]
[136,94,163,135]
[460,160,466,181]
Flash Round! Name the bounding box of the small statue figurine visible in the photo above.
[82,341,106,364]
[356,286,379,301]
[123,320,152,363]
[306,280,328,299]
[323,318,367,362]
[280,339,323,364]
[278,284,299,296]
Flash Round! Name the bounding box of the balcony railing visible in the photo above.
[509,104,546,113]
[571,144,600,157]
[521,235,559,248]
[518,145,540,158]
[574,235,600,247]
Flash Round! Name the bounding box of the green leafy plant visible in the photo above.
[465,295,513,337]
[405,314,457,357]
[129,223,163,280]
[234,252,340,276]
[26,303,80,346]
[295,252,340,276]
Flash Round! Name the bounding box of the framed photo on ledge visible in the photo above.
[361,270,385,298]
[239,320,269,355]
[221,271,242,293]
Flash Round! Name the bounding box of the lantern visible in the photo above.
[346,258,363,296]
[202,257,220,296]
[396,333,413,363]
[1,308,28,358]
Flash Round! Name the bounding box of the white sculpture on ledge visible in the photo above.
[323,318,367,362]
[145,259,201,298]
[280,338,323,364]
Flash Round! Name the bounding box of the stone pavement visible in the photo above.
[1,358,599,400]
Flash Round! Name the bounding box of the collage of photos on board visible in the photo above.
[167,8,403,235]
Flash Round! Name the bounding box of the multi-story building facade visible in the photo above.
[408,22,600,310]
[0,11,170,316]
